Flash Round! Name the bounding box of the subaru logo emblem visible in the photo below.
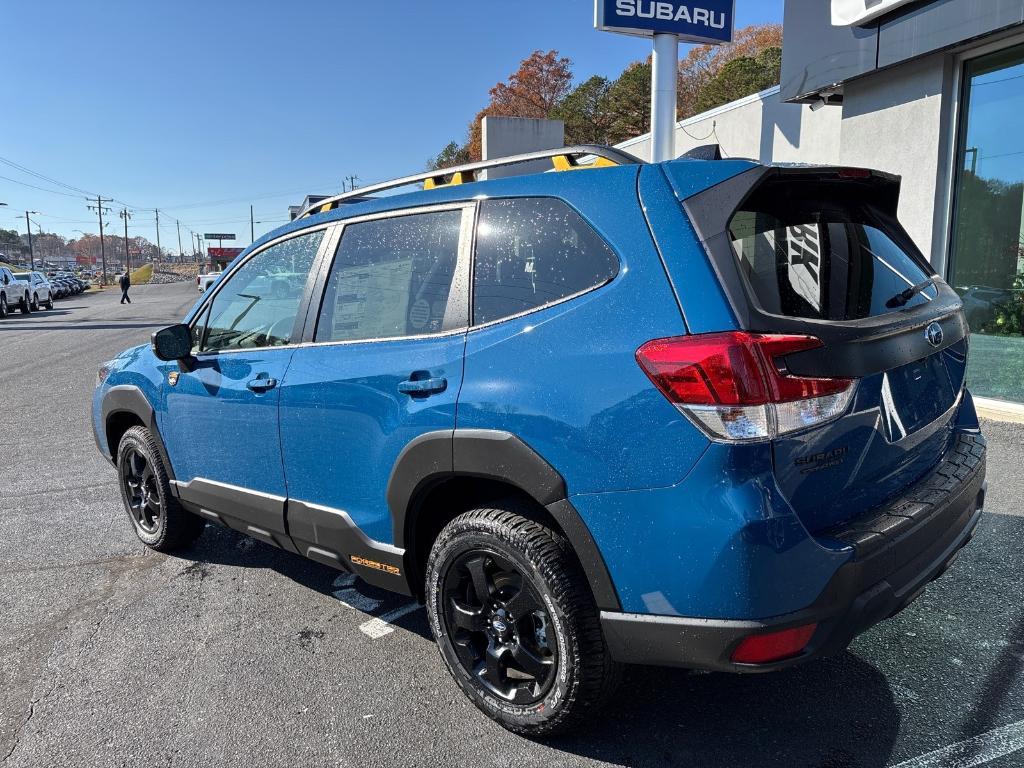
[492,619,507,633]
[925,322,944,348]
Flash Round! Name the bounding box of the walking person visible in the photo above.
[119,271,132,304]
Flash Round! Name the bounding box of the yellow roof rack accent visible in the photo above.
[551,154,619,172]
[423,170,477,190]
[298,145,643,218]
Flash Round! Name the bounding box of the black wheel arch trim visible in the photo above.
[99,385,176,482]
[387,428,621,611]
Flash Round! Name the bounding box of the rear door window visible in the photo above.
[472,198,618,325]
[728,183,936,321]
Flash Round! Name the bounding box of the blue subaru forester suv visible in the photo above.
[93,145,987,735]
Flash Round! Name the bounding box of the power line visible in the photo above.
[0,154,98,197]
[0,173,85,198]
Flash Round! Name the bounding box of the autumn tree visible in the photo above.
[431,50,574,165]
[605,60,652,145]
[552,75,613,145]
[678,23,783,118]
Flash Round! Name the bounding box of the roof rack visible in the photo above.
[297,144,643,219]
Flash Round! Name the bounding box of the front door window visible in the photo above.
[949,44,1024,403]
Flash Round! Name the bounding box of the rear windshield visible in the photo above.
[727,180,936,321]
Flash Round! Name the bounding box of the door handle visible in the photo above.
[247,377,278,393]
[397,377,447,396]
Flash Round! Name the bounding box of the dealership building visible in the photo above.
[618,0,1024,416]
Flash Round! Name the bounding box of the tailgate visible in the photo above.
[675,164,970,532]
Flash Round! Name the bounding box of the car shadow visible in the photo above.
[175,524,900,767]
[549,654,900,767]
[173,522,433,641]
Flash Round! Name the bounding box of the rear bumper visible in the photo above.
[601,432,987,672]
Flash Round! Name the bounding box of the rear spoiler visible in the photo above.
[679,165,965,379]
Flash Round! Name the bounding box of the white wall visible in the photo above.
[616,86,841,165]
[839,53,953,267]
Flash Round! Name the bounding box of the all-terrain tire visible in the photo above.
[116,425,204,552]
[425,502,621,736]
[20,293,31,314]
[30,293,39,311]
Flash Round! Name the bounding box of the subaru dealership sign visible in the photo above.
[595,0,734,43]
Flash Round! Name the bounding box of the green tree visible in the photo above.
[0,228,25,258]
[552,75,613,145]
[694,47,782,114]
[427,140,472,171]
[605,60,651,145]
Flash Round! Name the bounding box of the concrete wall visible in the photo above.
[617,86,841,166]
[838,52,954,267]
[481,117,564,179]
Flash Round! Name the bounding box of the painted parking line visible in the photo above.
[890,719,1024,768]
[359,602,422,639]
[332,573,383,612]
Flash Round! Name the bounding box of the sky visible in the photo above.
[2,0,783,249]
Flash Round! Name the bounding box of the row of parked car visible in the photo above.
[0,266,90,317]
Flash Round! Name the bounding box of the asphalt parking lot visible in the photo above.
[1,280,1023,768]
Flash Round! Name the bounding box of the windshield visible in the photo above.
[728,180,937,321]
[13,273,31,281]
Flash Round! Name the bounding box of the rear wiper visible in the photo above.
[886,276,937,308]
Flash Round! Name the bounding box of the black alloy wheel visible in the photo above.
[441,549,558,705]
[120,446,162,534]
[30,293,39,311]
[115,425,204,551]
[426,505,621,736]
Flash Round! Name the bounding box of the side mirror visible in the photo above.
[151,324,193,361]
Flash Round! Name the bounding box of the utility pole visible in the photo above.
[176,219,183,262]
[346,174,359,192]
[250,204,255,243]
[87,196,112,285]
[154,209,162,262]
[24,210,37,266]
[120,209,132,273]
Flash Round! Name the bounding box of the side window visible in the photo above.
[472,198,618,326]
[198,230,322,353]
[314,209,463,343]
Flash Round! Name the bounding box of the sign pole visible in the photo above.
[651,32,679,162]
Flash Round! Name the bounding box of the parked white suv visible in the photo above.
[0,267,32,317]
[197,271,221,292]
[13,271,54,311]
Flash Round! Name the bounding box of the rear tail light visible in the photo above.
[636,332,855,442]
[731,623,818,664]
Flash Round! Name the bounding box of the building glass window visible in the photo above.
[950,44,1024,403]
